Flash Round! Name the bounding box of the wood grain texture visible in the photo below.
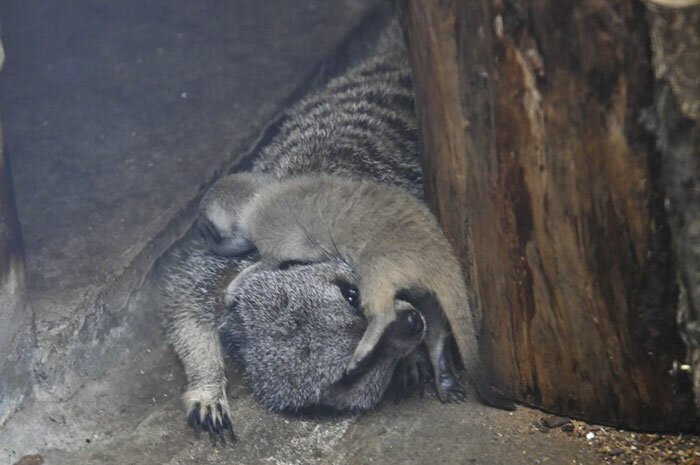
[398,0,698,430]
[646,1,700,417]
[647,1,700,120]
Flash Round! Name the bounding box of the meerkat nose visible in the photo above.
[405,309,424,335]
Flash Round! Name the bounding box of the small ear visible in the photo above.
[201,172,275,213]
[197,215,223,246]
[198,172,273,256]
[197,215,256,257]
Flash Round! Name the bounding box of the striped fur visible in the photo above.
[254,49,423,199]
[161,23,497,442]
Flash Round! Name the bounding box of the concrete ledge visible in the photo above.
[0,129,33,427]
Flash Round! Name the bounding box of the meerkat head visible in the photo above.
[220,258,426,412]
[197,172,272,256]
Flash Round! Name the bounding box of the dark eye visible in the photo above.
[335,280,360,309]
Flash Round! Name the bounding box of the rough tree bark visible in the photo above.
[645,0,700,417]
[397,0,699,431]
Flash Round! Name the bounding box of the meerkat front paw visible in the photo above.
[184,386,235,443]
[391,347,432,402]
[434,349,467,404]
[436,371,467,403]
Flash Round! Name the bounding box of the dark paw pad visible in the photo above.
[187,402,236,444]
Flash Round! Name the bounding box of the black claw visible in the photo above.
[217,422,226,444]
[215,404,226,443]
[186,402,236,445]
[203,406,218,443]
[222,413,236,441]
[187,403,202,432]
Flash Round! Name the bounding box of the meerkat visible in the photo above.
[197,172,476,404]
[163,19,512,441]
[161,239,429,440]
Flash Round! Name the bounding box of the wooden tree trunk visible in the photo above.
[646,0,700,418]
[398,0,699,431]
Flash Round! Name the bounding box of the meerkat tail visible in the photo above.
[433,277,516,411]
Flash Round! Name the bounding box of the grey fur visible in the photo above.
[161,241,426,419]
[222,258,426,411]
[253,47,422,198]
[198,172,476,403]
[160,24,502,440]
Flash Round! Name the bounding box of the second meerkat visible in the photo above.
[198,172,473,402]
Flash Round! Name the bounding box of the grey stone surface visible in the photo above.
[1,234,601,465]
[0,154,33,428]
[0,30,34,425]
[0,0,383,398]
[0,1,603,463]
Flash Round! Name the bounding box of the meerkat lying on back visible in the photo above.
[198,172,473,402]
[162,243,431,441]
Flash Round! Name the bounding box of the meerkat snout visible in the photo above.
[404,309,423,335]
[339,303,426,386]
[388,307,426,353]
